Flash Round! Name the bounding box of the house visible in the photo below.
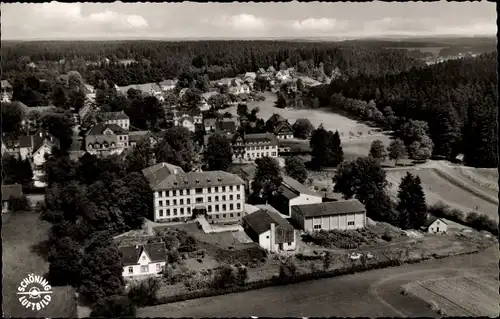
[2,136,21,158]
[269,175,323,217]
[142,162,246,223]
[128,130,158,148]
[168,109,202,132]
[159,79,177,91]
[204,118,218,132]
[119,242,167,279]
[244,72,257,82]
[85,123,129,155]
[421,216,448,234]
[217,119,238,135]
[267,66,276,74]
[178,116,196,132]
[1,80,13,102]
[273,121,294,139]
[291,199,367,231]
[200,91,219,111]
[1,184,23,213]
[276,70,292,83]
[231,133,279,163]
[100,111,130,130]
[454,153,464,164]
[19,131,60,187]
[228,163,257,193]
[242,209,296,252]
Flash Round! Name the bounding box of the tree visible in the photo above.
[275,92,287,108]
[323,251,332,270]
[251,157,282,203]
[41,111,75,151]
[408,135,434,161]
[2,155,34,187]
[284,156,308,183]
[128,277,161,307]
[369,140,387,161]
[237,104,248,118]
[208,94,229,110]
[155,127,201,172]
[67,90,86,112]
[205,133,232,171]
[8,195,31,212]
[1,102,24,133]
[310,126,343,169]
[125,139,154,173]
[387,138,407,165]
[397,173,427,229]
[52,85,68,109]
[47,236,83,286]
[90,295,136,318]
[292,118,314,139]
[180,88,202,110]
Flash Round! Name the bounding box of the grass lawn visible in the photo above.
[2,211,76,318]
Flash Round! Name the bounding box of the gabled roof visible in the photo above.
[292,199,366,218]
[119,242,167,267]
[242,209,294,235]
[217,120,236,132]
[1,184,23,201]
[128,130,155,143]
[267,66,276,72]
[281,175,320,198]
[160,79,177,86]
[100,111,129,121]
[238,133,278,145]
[273,121,294,135]
[422,215,448,228]
[87,123,127,136]
[258,68,266,74]
[268,113,287,123]
[18,131,58,150]
[142,162,185,188]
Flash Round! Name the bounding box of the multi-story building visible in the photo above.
[142,162,246,224]
[100,111,130,130]
[85,123,129,155]
[231,133,279,162]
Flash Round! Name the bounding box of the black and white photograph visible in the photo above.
[1,1,498,318]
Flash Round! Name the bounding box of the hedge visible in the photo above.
[150,247,485,306]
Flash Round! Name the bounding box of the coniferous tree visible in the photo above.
[397,173,427,229]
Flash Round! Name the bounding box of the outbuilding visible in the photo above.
[421,216,448,234]
[269,175,323,217]
[291,199,366,231]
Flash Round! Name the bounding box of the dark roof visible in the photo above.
[242,209,294,235]
[228,163,258,181]
[217,120,236,132]
[128,130,153,143]
[87,123,127,136]
[1,184,23,201]
[273,121,294,134]
[100,111,129,121]
[234,133,278,145]
[142,162,185,187]
[292,199,365,218]
[282,176,320,197]
[268,113,287,123]
[18,131,58,150]
[422,215,448,228]
[238,93,249,100]
[119,242,167,266]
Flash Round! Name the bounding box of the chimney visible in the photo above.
[269,223,275,253]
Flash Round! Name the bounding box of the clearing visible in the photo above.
[2,211,76,318]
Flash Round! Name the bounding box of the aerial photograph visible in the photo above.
[1,1,498,318]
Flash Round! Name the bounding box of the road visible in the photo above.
[137,245,498,318]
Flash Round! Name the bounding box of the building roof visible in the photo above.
[281,175,320,198]
[1,80,13,89]
[422,215,448,228]
[273,121,294,135]
[100,111,129,121]
[204,118,217,128]
[143,162,244,191]
[237,133,278,145]
[1,184,23,201]
[119,242,167,267]
[244,72,257,79]
[118,83,160,94]
[217,120,236,132]
[228,163,258,181]
[268,113,287,124]
[18,131,58,150]
[87,123,127,136]
[128,130,153,143]
[159,79,177,86]
[242,209,294,235]
[258,68,266,74]
[201,91,219,100]
[292,199,366,218]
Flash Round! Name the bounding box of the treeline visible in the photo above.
[2,40,425,86]
[312,52,498,168]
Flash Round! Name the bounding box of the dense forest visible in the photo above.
[1,40,425,86]
[312,52,498,168]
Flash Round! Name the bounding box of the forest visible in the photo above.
[311,52,498,168]
[1,40,425,86]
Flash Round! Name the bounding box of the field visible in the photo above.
[2,211,76,318]
[401,274,499,316]
[453,166,498,192]
[137,245,498,318]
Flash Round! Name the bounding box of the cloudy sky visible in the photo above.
[2,1,496,40]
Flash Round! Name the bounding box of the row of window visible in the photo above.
[244,145,276,151]
[158,202,242,217]
[158,194,241,206]
[246,151,278,158]
[158,185,241,197]
[127,264,162,274]
[313,221,356,229]
[158,206,191,217]
[207,212,241,219]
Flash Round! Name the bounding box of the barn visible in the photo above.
[421,216,448,234]
[291,199,366,231]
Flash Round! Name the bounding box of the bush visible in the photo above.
[8,195,31,212]
[90,295,136,318]
[381,233,393,242]
[296,253,322,261]
[128,277,161,307]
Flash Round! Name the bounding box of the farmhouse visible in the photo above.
[421,216,448,234]
[100,111,130,130]
[119,242,167,279]
[269,175,323,217]
[273,121,294,139]
[142,162,246,223]
[242,209,296,252]
[1,184,23,213]
[231,133,279,162]
[291,199,366,231]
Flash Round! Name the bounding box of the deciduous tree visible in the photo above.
[369,140,387,161]
[292,118,314,139]
[251,157,283,203]
[284,156,308,183]
[205,133,233,171]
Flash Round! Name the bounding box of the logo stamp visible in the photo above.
[16,274,53,311]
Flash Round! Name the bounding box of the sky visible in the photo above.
[1,1,497,40]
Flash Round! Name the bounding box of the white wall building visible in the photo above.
[119,243,167,279]
[101,111,130,130]
[231,133,279,163]
[269,175,323,217]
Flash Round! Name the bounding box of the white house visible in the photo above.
[269,175,323,217]
[119,242,167,279]
[242,209,296,252]
[291,199,367,232]
[100,111,130,130]
[421,216,448,234]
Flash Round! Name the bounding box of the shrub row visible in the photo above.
[296,253,323,261]
[151,247,485,306]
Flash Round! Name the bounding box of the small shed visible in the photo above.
[421,216,448,234]
[454,153,465,164]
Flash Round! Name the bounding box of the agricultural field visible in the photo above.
[453,166,498,193]
[401,274,499,316]
[2,211,76,318]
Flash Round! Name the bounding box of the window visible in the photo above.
[230,213,234,217]
[180,199,184,205]
[313,224,322,230]
[159,209,164,217]
[222,195,226,201]
[187,207,191,214]
[166,200,170,206]
[180,208,184,214]
[207,196,211,202]
[215,205,219,212]
[230,185,233,191]
[208,206,212,212]
[237,212,241,217]
[215,196,219,201]
[196,197,203,203]
[140,265,149,273]
[223,214,226,218]
[237,194,240,200]
[237,203,241,210]
[222,204,226,211]
[272,152,277,156]
[173,199,177,205]
[156,264,161,272]
[173,209,177,216]
[347,221,355,226]
[208,187,212,193]
[229,195,233,200]
[207,215,212,219]
[187,198,191,204]
[159,200,163,206]
[222,186,226,192]
[216,214,219,219]
[166,209,170,216]
[237,185,241,191]
[128,267,133,274]
[196,188,203,194]
[288,242,292,246]
[186,189,190,195]
[230,204,234,210]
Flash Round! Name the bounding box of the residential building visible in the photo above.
[231,133,279,162]
[128,130,158,148]
[273,121,294,139]
[244,72,257,82]
[170,109,202,127]
[1,184,23,213]
[142,162,246,223]
[1,80,13,102]
[204,118,218,132]
[228,163,257,193]
[242,209,296,252]
[291,199,367,231]
[100,111,130,130]
[159,79,177,91]
[269,175,323,217]
[85,123,129,155]
[119,242,167,279]
[200,91,219,111]
[421,216,448,234]
[267,66,276,74]
[2,137,21,158]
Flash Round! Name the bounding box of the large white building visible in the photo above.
[231,133,279,162]
[142,162,246,223]
[119,243,167,280]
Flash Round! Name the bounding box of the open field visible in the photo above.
[2,211,76,318]
[453,166,498,192]
[401,274,499,316]
[137,244,498,318]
